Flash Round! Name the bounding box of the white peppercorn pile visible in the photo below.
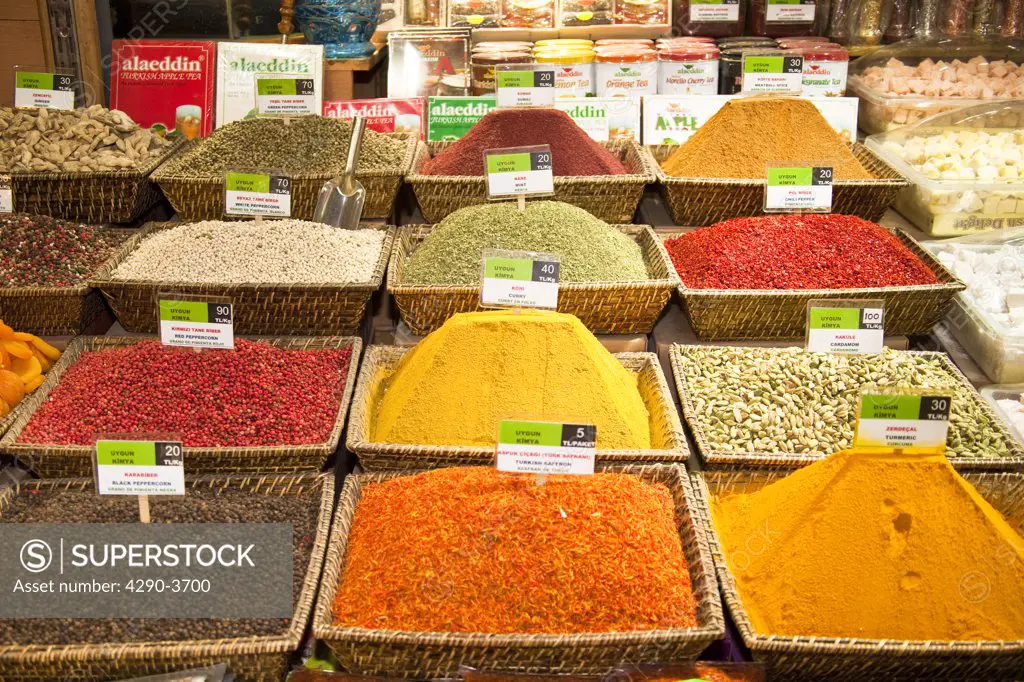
[675,346,1015,460]
[154,116,408,178]
[0,487,317,644]
[111,220,386,284]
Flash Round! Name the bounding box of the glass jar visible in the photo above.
[470,50,534,95]
[749,0,819,37]
[658,45,720,94]
[718,46,784,93]
[595,47,658,96]
[614,0,668,24]
[501,0,555,27]
[534,47,596,97]
[799,45,849,97]
[596,38,655,47]
[675,0,746,37]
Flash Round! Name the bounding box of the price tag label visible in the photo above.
[765,166,832,212]
[224,171,291,218]
[95,441,185,496]
[690,0,740,21]
[742,55,804,93]
[14,70,74,109]
[495,66,556,108]
[484,146,554,199]
[806,301,884,354]
[158,299,234,350]
[854,391,951,452]
[496,420,596,476]
[0,175,12,214]
[481,250,559,309]
[255,75,317,116]
[767,0,816,22]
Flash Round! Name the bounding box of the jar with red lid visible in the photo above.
[749,0,820,37]
[658,45,720,94]
[595,47,658,96]
[675,0,746,37]
[799,45,849,97]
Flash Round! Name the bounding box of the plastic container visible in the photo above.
[866,101,1024,237]
[613,0,667,24]
[470,50,534,95]
[658,45,720,94]
[449,0,501,27]
[924,229,1024,384]
[848,37,1024,134]
[798,45,849,96]
[558,2,614,26]
[595,47,658,96]
[473,41,534,51]
[675,0,746,37]
[535,38,594,47]
[501,0,555,27]
[749,0,819,37]
[534,47,596,96]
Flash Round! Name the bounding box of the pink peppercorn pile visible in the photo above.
[18,340,352,447]
[665,214,941,290]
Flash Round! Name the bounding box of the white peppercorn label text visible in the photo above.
[95,440,186,496]
[224,171,291,217]
[496,420,596,475]
[14,71,75,110]
[0,175,11,214]
[807,302,884,354]
[159,299,235,350]
[481,251,560,309]
[854,392,951,452]
[766,166,832,212]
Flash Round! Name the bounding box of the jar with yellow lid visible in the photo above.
[595,47,657,97]
[534,48,595,97]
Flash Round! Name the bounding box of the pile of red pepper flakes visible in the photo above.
[665,214,941,290]
[333,467,700,634]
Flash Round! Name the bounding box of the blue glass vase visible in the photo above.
[296,0,381,59]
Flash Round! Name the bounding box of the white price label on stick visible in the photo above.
[14,70,74,110]
[0,175,12,214]
[95,440,185,496]
[854,391,951,452]
[806,301,884,354]
[224,171,291,217]
[158,298,234,350]
[255,75,317,116]
[495,65,556,108]
[496,420,596,476]
[765,166,832,212]
[485,146,554,199]
[742,54,804,93]
[481,250,559,310]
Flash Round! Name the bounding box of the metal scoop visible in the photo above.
[314,117,366,229]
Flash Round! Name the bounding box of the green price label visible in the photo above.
[96,441,183,467]
[486,152,531,174]
[225,172,270,193]
[496,71,534,88]
[498,420,595,447]
[859,394,950,421]
[484,257,533,281]
[745,56,784,73]
[16,72,53,90]
[809,307,860,330]
[257,79,297,96]
[159,300,233,325]
[767,167,832,186]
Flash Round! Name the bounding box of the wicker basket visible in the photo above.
[0,335,362,478]
[7,138,184,224]
[150,133,417,222]
[0,225,138,335]
[347,345,689,471]
[90,222,395,335]
[389,224,678,335]
[692,469,1024,681]
[313,463,724,678]
[665,228,965,340]
[0,472,333,682]
[650,143,908,226]
[406,140,655,223]
[671,344,1024,471]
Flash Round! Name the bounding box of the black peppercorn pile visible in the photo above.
[0,488,319,644]
[0,214,129,288]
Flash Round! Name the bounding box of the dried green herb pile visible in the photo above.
[155,117,408,178]
[401,201,649,286]
[0,487,318,644]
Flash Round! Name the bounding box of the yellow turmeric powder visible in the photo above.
[712,449,1024,641]
[372,310,651,449]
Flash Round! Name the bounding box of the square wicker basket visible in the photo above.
[649,143,909,227]
[348,345,689,471]
[389,224,678,336]
[90,222,395,336]
[0,472,333,682]
[692,469,1024,681]
[313,464,725,678]
[664,228,965,341]
[407,140,656,223]
[0,335,362,478]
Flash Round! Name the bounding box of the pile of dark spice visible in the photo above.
[18,339,351,447]
[665,214,941,290]
[422,109,629,177]
[0,486,318,644]
[333,467,699,633]
[0,214,128,288]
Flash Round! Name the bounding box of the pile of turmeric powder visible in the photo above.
[661,97,873,180]
[371,310,651,449]
[712,449,1024,641]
